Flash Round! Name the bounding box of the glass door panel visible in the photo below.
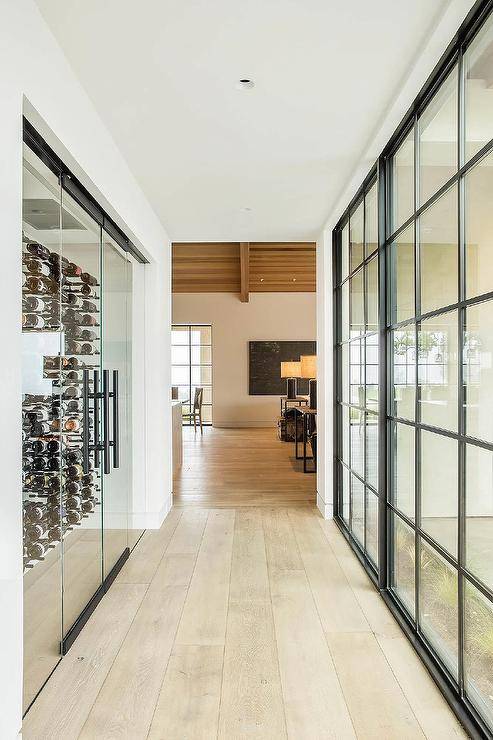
[60,189,103,637]
[22,144,63,710]
[102,232,132,568]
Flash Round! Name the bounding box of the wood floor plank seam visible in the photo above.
[145,509,213,739]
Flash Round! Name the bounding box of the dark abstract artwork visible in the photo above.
[249,340,316,395]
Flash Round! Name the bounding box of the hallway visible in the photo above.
[23,505,465,739]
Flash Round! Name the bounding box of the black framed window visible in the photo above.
[333,3,493,736]
[171,324,213,425]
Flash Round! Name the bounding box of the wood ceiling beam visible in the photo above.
[239,242,250,303]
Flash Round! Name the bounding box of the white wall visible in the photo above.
[172,292,316,427]
[0,1,172,737]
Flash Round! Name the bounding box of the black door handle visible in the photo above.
[82,369,90,474]
[102,369,110,474]
[112,370,120,469]
[93,369,100,469]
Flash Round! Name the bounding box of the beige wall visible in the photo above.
[172,292,316,427]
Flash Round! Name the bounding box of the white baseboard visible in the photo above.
[129,491,173,530]
[213,421,277,428]
[317,493,333,519]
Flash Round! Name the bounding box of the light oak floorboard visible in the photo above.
[166,508,209,555]
[262,508,304,571]
[174,509,235,645]
[147,644,224,740]
[22,584,147,740]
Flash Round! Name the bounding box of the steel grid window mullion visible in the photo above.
[413,109,421,629]
[362,191,368,554]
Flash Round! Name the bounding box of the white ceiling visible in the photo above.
[35,0,451,242]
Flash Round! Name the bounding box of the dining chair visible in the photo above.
[182,386,204,433]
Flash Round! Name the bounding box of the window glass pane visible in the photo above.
[419,538,459,679]
[366,489,378,566]
[350,409,364,479]
[171,366,189,385]
[342,464,350,524]
[171,345,188,364]
[191,326,211,344]
[391,129,414,232]
[391,422,415,520]
[365,334,378,412]
[466,444,493,592]
[389,224,415,324]
[350,269,364,337]
[464,580,493,727]
[201,405,212,423]
[351,473,364,546]
[465,150,493,299]
[365,182,378,256]
[465,301,493,443]
[176,385,190,401]
[418,310,458,432]
[392,326,416,420]
[366,255,378,332]
[342,404,350,466]
[350,201,364,273]
[341,222,349,282]
[366,412,378,491]
[391,513,415,616]
[421,430,458,558]
[191,345,211,365]
[349,338,364,406]
[341,281,349,342]
[201,386,213,404]
[464,13,493,162]
[171,326,188,345]
[419,186,458,314]
[341,344,349,403]
[191,365,212,385]
[418,66,458,206]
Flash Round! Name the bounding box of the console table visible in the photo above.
[292,406,317,473]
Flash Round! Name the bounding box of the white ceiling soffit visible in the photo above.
[35,0,452,242]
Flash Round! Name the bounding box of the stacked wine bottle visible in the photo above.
[22,239,101,570]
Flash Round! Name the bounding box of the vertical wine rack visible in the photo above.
[22,239,101,571]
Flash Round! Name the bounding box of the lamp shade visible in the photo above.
[300,355,316,379]
[281,361,301,378]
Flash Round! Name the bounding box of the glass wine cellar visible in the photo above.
[333,3,493,737]
[22,123,145,711]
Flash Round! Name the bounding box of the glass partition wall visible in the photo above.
[334,5,493,736]
[22,127,140,713]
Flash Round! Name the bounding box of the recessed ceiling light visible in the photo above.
[236,78,255,90]
[292,278,297,282]
[260,278,264,282]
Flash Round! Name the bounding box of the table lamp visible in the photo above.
[300,355,317,409]
[280,361,301,400]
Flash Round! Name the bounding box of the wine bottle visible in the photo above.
[32,456,48,472]
[24,503,45,523]
[23,295,46,312]
[63,308,83,324]
[66,357,81,370]
[66,463,83,479]
[66,399,81,413]
[26,408,49,422]
[26,541,46,560]
[64,418,80,432]
[65,480,80,495]
[80,284,96,297]
[81,342,94,355]
[26,242,50,260]
[80,329,97,342]
[64,386,82,399]
[65,340,82,355]
[65,370,81,381]
[47,439,60,454]
[81,472,95,486]
[23,313,45,329]
[81,499,95,514]
[65,326,83,340]
[81,314,97,326]
[33,421,51,435]
[64,262,82,278]
[81,272,97,286]
[47,456,59,472]
[48,526,62,542]
[25,275,44,293]
[65,292,81,307]
[65,495,81,509]
[31,440,47,455]
[80,300,97,313]
[66,510,82,525]
[24,257,50,277]
[64,448,81,464]
[25,523,44,541]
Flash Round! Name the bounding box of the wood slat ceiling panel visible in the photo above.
[172,241,316,294]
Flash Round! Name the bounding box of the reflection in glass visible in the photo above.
[465,151,493,299]
[171,324,213,426]
[365,412,378,491]
[392,326,416,420]
[366,255,378,332]
[366,490,378,565]
[419,186,458,314]
[365,182,378,256]
[464,580,493,727]
[418,310,458,432]
[391,513,415,615]
[350,409,364,479]
[342,464,350,524]
[418,66,458,206]
[421,430,458,557]
[350,201,364,273]
[341,222,349,281]
[351,473,364,546]
[341,281,349,341]
[365,334,378,412]
[341,344,349,403]
[342,404,350,466]
[391,129,414,232]
[465,301,493,443]
[391,422,415,520]
[464,13,493,162]
[419,539,459,679]
[349,339,364,406]
[350,269,364,336]
[389,224,415,324]
[466,444,493,592]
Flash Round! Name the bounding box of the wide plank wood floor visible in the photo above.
[173,426,316,507]
[23,506,467,740]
